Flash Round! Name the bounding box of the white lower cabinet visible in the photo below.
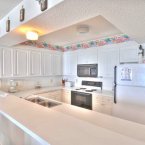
[30,50,42,76]
[13,49,28,77]
[2,48,13,77]
[62,89,71,104]
[93,94,113,115]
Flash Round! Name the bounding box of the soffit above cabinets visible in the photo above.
[0,0,22,19]
[39,15,122,46]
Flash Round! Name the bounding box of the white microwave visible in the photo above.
[77,64,98,77]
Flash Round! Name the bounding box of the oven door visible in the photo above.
[71,91,92,110]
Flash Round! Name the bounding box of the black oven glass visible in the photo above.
[71,91,92,110]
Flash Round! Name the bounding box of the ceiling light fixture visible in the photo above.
[26,31,39,40]
[77,25,89,34]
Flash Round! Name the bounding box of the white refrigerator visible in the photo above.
[113,64,145,125]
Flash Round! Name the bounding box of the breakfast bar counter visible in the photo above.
[0,94,145,145]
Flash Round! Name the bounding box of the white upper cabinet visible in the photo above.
[70,51,78,76]
[2,48,13,77]
[119,46,139,63]
[0,47,63,78]
[42,51,53,76]
[63,51,77,76]
[63,52,69,75]
[52,52,62,76]
[13,49,28,77]
[119,41,139,63]
[98,46,119,78]
[42,51,62,76]
[30,50,42,76]
[77,47,98,64]
[0,48,2,77]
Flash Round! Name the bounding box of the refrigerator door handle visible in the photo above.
[114,66,117,104]
[114,85,117,104]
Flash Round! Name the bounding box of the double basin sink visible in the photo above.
[25,96,61,108]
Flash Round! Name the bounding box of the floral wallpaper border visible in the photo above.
[20,34,130,52]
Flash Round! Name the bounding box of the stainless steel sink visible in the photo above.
[25,97,61,108]
[26,97,44,104]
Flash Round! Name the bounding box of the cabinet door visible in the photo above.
[42,51,53,76]
[63,51,77,76]
[69,51,77,75]
[77,49,88,64]
[62,89,71,104]
[63,52,69,75]
[0,48,2,77]
[120,46,139,63]
[30,51,41,76]
[14,49,28,77]
[93,94,113,115]
[98,47,119,78]
[77,48,98,64]
[52,52,62,76]
[2,48,13,77]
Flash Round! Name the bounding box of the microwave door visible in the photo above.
[78,67,90,77]
[77,64,98,77]
[83,68,90,77]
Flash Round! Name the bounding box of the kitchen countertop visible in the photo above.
[52,103,145,142]
[10,86,114,98]
[0,93,145,145]
[9,86,63,98]
[60,86,113,97]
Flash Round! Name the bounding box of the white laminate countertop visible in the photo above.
[9,86,63,98]
[10,86,114,98]
[0,94,145,145]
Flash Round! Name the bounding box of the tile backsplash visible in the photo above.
[0,77,62,92]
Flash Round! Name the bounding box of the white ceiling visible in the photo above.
[0,0,22,19]
[39,16,121,46]
[1,0,145,46]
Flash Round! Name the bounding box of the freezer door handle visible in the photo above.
[114,85,117,104]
